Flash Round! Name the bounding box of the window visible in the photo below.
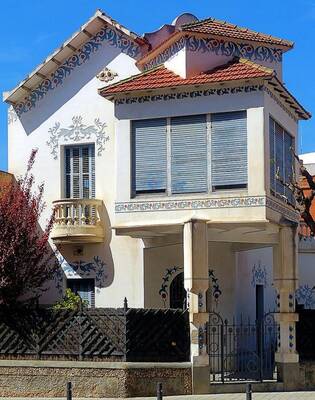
[211,111,247,190]
[65,144,95,199]
[269,117,294,202]
[67,278,95,308]
[171,115,207,194]
[131,111,248,196]
[132,118,167,195]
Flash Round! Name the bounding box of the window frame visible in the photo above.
[63,143,95,199]
[131,111,248,198]
[269,115,295,203]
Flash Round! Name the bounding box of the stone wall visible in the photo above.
[0,360,192,398]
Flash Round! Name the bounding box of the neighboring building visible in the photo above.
[0,171,13,197]
[3,9,311,391]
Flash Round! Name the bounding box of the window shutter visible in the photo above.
[211,111,247,189]
[132,118,167,194]
[68,279,95,308]
[170,114,207,194]
[64,145,95,199]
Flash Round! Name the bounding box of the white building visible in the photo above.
[3,9,312,392]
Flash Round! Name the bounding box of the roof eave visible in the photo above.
[100,76,267,101]
[268,77,311,120]
[3,9,146,105]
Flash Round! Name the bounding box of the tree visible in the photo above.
[0,149,57,305]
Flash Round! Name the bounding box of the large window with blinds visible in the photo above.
[65,144,95,199]
[67,279,95,308]
[131,111,248,196]
[269,117,294,202]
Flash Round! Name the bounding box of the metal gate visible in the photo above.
[207,312,277,383]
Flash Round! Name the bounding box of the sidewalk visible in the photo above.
[1,393,315,400]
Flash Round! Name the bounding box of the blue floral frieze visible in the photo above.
[251,261,268,287]
[54,255,108,295]
[296,285,315,309]
[10,26,141,122]
[143,35,282,70]
[115,84,264,105]
[47,115,109,159]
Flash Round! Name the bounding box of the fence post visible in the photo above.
[220,323,224,383]
[246,383,252,400]
[157,382,163,400]
[67,382,72,400]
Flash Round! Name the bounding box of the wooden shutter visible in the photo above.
[67,279,95,308]
[170,114,207,194]
[64,145,95,198]
[132,118,167,194]
[211,111,247,189]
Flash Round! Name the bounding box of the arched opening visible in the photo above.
[170,272,187,309]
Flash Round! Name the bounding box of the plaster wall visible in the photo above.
[7,38,144,307]
[144,241,235,320]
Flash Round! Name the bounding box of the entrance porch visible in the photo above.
[115,219,299,393]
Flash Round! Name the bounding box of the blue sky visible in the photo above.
[0,0,314,171]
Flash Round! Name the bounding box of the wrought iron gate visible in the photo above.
[207,312,277,383]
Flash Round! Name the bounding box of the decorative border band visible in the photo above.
[115,84,264,105]
[143,35,283,70]
[115,195,266,213]
[115,195,299,222]
[9,25,141,123]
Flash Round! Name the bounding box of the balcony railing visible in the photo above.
[51,199,104,244]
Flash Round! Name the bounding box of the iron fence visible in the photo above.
[207,311,277,383]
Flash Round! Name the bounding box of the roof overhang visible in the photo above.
[136,30,293,70]
[3,9,147,105]
[99,74,310,121]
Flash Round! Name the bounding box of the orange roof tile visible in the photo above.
[101,58,273,96]
[181,18,293,48]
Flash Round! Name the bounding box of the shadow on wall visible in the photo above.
[17,44,121,134]
[41,203,115,304]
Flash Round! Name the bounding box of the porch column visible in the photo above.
[273,224,300,390]
[183,219,209,394]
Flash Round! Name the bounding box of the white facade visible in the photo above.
[4,9,311,326]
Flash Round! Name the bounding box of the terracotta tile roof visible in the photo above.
[181,18,293,48]
[101,58,273,96]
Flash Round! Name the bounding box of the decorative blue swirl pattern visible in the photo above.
[143,35,282,70]
[10,26,141,121]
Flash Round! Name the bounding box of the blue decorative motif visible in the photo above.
[209,269,222,304]
[251,261,267,287]
[143,35,282,70]
[116,195,265,214]
[47,115,109,159]
[115,84,264,105]
[295,285,315,309]
[158,266,222,306]
[54,255,108,295]
[159,266,182,304]
[10,26,141,122]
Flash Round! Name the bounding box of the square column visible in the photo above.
[273,225,300,389]
[183,220,209,394]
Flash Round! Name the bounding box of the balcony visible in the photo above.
[51,199,104,244]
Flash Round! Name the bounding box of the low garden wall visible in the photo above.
[0,360,192,398]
